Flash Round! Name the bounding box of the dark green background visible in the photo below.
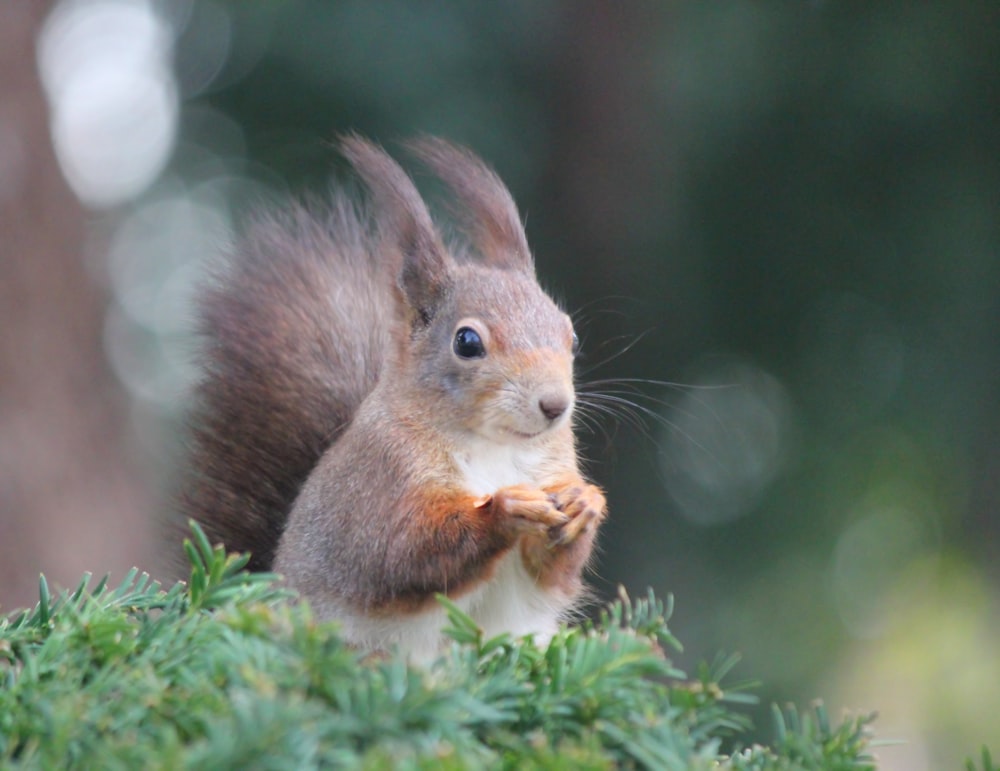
[156,2,1000,764]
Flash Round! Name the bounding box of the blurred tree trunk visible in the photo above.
[0,1,152,611]
[541,2,692,595]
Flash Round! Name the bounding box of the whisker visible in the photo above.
[576,394,663,446]
[580,377,736,433]
[581,400,650,441]
[578,394,657,432]
[581,377,737,391]
[577,392,720,465]
[573,403,626,458]
[580,387,710,431]
[576,330,655,376]
[573,408,616,450]
[569,295,642,323]
[565,316,737,473]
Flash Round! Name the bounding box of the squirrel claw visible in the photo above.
[548,507,598,548]
[543,481,606,548]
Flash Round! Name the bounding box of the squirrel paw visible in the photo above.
[546,482,606,548]
[481,484,569,534]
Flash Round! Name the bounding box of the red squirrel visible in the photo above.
[182,136,606,659]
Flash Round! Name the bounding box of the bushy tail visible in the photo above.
[180,196,392,570]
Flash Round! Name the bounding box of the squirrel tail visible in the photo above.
[179,195,391,570]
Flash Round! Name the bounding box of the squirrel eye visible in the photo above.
[571,331,580,356]
[454,327,486,359]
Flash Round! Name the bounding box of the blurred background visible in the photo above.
[1,1,998,766]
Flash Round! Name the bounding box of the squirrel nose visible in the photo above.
[538,393,570,422]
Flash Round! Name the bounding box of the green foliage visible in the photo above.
[968,747,998,771]
[0,525,880,769]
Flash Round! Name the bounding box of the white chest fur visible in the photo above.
[450,436,566,647]
[452,436,545,496]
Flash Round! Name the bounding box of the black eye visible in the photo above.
[571,331,580,356]
[454,327,486,359]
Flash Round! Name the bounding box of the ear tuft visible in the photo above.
[340,135,451,321]
[406,136,532,271]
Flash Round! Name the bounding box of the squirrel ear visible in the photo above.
[406,136,532,272]
[340,135,451,324]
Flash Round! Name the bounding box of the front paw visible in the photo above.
[545,481,606,548]
[479,484,569,536]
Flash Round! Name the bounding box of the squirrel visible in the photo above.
[181,136,606,660]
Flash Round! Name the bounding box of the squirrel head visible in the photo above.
[342,136,577,444]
